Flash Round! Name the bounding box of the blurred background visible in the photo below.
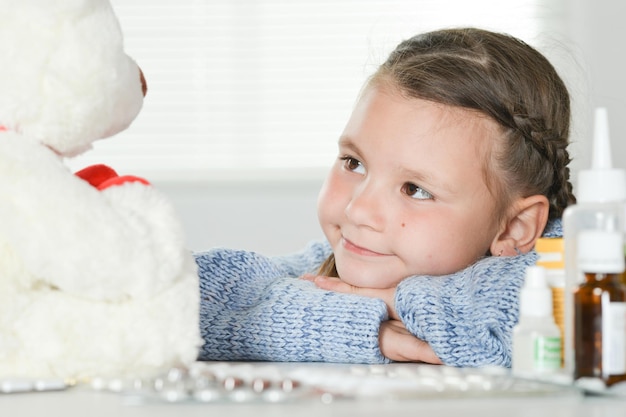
[68,0,625,255]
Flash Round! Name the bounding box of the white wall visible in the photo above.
[158,0,626,256]
[157,179,325,255]
[565,0,626,175]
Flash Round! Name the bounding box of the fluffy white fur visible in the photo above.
[0,0,202,379]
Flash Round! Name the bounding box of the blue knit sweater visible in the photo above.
[195,220,562,367]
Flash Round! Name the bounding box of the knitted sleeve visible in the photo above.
[395,253,536,368]
[195,248,389,363]
[395,219,563,368]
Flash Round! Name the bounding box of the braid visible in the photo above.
[504,113,576,220]
[551,147,576,217]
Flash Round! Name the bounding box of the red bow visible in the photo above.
[74,164,150,190]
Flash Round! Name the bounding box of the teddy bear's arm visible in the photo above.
[0,135,187,301]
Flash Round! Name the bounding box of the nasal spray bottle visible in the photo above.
[512,266,562,375]
[563,108,626,386]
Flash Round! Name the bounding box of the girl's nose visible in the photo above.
[344,180,385,231]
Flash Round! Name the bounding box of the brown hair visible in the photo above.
[319,27,576,277]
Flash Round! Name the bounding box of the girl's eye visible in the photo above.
[402,182,433,200]
[340,156,365,174]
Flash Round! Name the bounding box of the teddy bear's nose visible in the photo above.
[139,67,147,97]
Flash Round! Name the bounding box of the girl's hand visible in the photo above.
[300,274,399,320]
[380,320,442,364]
[301,274,442,364]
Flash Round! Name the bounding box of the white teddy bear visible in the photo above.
[0,0,202,379]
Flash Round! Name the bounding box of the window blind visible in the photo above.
[67,0,549,182]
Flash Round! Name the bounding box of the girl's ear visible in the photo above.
[489,195,549,256]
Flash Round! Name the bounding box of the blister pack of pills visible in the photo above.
[86,362,580,404]
[1,377,69,394]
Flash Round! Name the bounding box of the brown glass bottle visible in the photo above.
[621,246,626,286]
[574,271,626,386]
[621,249,626,286]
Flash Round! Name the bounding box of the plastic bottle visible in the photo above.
[573,229,626,386]
[535,237,565,365]
[563,107,626,377]
[512,266,562,375]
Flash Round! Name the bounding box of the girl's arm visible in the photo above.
[195,248,389,363]
[395,252,536,367]
[310,254,534,366]
[198,221,560,366]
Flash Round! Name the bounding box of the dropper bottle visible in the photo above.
[512,266,562,375]
[563,107,626,379]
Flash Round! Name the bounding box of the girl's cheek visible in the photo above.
[321,173,346,201]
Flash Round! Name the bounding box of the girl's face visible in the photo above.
[317,85,504,288]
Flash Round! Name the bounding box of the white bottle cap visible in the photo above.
[577,108,626,203]
[578,229,625,273]
[519,266,553,317]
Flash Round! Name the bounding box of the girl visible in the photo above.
[195,27,574,367]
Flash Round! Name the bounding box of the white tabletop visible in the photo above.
[3,362,625,417]
[2,388,624,417]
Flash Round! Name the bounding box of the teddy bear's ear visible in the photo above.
[0,0,145,157]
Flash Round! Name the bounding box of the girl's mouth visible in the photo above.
[341,237,387,257]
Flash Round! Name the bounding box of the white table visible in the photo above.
[2,389,624,417]
[3,362,625,417]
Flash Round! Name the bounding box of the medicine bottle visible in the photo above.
[573,229,626,386]
[621,216,626,286]
[563,108,626,376]
[512,266,562,375]
[535,237,565,365]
